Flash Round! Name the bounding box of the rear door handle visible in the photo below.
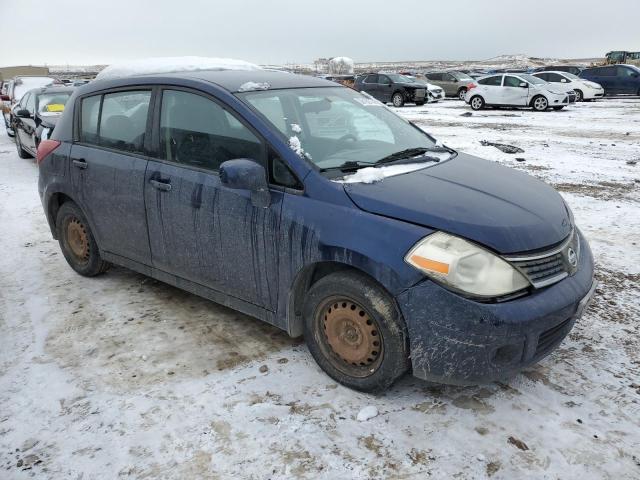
[72,158,87,169]
[150,179,172,192]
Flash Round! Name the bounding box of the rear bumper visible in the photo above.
[396,230,595,385]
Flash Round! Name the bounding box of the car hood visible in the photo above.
[343,153,572,254]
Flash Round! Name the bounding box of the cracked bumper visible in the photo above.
[396,232,595,385]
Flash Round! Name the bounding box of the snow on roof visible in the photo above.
[95,56,261,81]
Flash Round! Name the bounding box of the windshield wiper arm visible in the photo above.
[375,147,447,166]
[319,160,375,172]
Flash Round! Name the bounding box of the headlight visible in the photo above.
[405,232,530,297]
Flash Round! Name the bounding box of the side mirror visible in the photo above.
[519,82,528,88]
[219,159,271,208]
[16,109,31,118]
[560,79,567,83]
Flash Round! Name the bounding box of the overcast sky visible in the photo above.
[2,0,638,66]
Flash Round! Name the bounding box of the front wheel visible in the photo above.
[532,95,549,111]
[15,134,32,159]
[303,271,409,392]
[392,92,405,107]
[574,89,583,102]
[458,88,467,100]
[56,201,110,277]
[470,95,485,110]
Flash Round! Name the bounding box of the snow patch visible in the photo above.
[237,81,270,92]
[289,135,311,159]
[290,123,302,134]
[357,406,379,422]
[96,56,261,80]
[335,163,431,184]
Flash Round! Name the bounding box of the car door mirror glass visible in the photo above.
[519,82,528,88]
[220,159,271,207]
[16,109,31,118]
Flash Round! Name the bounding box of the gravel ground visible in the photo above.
[1,98,639,479]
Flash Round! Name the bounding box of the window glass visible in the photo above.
[37,92,72,115]
[479,75,502,86]
[99,91,150,153]
[19,92,31,109]
[160,89,261,171]
[546,73,564,82]
[364,74,378,83]
[503,76,522,87]
[600,67,615,77]
[618,66,636,77]
[25,92,36,113]
[80,95,101,143]
[378,75,391,85]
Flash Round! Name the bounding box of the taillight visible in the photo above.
[36,139,61,165]
[467,83,477,90]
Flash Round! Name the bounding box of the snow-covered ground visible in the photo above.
[1,98,639,479]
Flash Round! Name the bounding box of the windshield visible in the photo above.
[37,92,71,115]
[238,87,444,170]
[519,74,547,85]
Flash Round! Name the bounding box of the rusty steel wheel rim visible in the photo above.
[66,217,90,263]
[317,297,383,377]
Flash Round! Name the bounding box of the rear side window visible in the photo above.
[80,95,100,143]
[99,91,150,153]
[79,90,151,153]
[479,76,502,86]
[426,73,442,81]
[159,89,262,171]
[363,74,378,83]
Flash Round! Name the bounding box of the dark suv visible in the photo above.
[579,64,640,95]
[37,68,595,392]
[354,73,427,107]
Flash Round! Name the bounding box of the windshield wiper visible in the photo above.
[319,160,375,172]
[375,147,448,166]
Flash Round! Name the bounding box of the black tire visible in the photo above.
[531,95,549,111]
[391,92,405,107]
[303,271,409,392]
[574,89,583,102]
[15,134,32,159]
[56,201,110,277]
[457,88,467,100]
[470,95,485,110]
[553,106,565,111]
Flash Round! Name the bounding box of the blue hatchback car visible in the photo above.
[579,64,640,96]
[37,68,596,391]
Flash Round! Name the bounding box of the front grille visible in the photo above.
[511,252,568,287]
[504,229,580,289]
[536,318,571,356]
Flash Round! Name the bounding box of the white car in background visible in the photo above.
[532,71,604,102]
[465,73,572,111]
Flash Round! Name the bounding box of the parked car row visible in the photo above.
[2,75,56,136]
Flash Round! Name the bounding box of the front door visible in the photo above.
[377,75,393,103]
[501,75,529,106]
[144,88,281,310]
[69,90,153,265]
[617,66,639,94]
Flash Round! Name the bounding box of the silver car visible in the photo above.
[424,71,475,99]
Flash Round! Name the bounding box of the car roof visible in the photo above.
[148,69,338,92]
[36,86,75,94]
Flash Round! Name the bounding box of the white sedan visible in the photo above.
[464,73,572,111]
[532,71,604,102]
[426,83,445,103]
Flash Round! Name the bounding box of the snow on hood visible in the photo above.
[334,163,431,184]
[96,56,261,80]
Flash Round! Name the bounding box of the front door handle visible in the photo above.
[72,158,87,169]
[150,179,172,192]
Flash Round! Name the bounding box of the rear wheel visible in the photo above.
[56,202,110,277]
[303,271,409,392]
[574,89,583,102]
[532,95,549,111]
[470,95,485,110]
[392,92,405,107]
[458,88,467,100]
[15,134,32,159]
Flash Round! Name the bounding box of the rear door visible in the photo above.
[21,92,38,153]
[595,67,616,93]
[617,66,640,94]
[477,75,503,104]
[144,87,282,310]
[377,75,393,103]
[360,74,380,100]
[441,73,457,96]
[15,92,31,148]
[501,75,529,106]
[69,89,153,266]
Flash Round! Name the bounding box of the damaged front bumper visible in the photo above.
[396,233,596,385]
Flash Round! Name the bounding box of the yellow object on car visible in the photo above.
[45,104,65,112]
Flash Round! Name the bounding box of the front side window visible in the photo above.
[19,92,31,109]
[160,89,261,171]
[479,76,502,86]
[363,74,378,84]
[426,73,442,81]
[25,92,36,113]
[239,87,444,172]
[618,66,637,77]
